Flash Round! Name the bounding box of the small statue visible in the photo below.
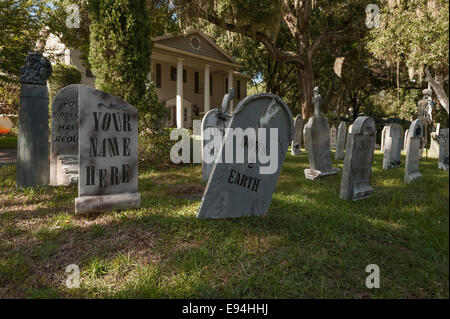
[19,52,52,85]
[312,86,321,116]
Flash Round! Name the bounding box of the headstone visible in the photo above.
[348,124,353,134]
[16,52,52,189]
[304,87,339,180]
[380,125,387,153]
[201,90,233,181]
[330,124,337,150]
[340,116,376,201]
[403,129,409,152]
[438,128,449,172]
[429,132,440,158]
[75,85,141,214]
[382,124,402,169]
[335,122,347,160]
[303,126,308,151]
[291,115,303,155]
[197,93,294,219]
[50,84,80,186]
[404,119,423,183]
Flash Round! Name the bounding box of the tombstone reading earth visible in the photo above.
[405,119,423,183]
[335,122,347,160]
[16,52,52,189]
[197,93,294,219]
[201,90,233,181]
[291,115,303,155]
[438,128,449,172]
[50,84,80,186]
[382,124,402,169]
[304,87,339,180]
[75,85,140,214]
[340,116,376,201]
[330,124,337,150]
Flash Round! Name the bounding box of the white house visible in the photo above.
[44,30,250,129]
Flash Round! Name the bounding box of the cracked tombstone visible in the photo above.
[75,85,141,214]
[438,128,449,172]
[340,116,376,201]
[404,119,423,183]
[197,93,294,219]
[201,90,233,181]
[291,115,303,155]
[304,87,339,180]
[335,121,347,160]
[50,84,80,186]
[330,124,337,150]
[382,124,402,169]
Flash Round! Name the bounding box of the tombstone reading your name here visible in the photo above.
[50,84,80,186]
[75,86,140,214]
[382,124,402,169]
[291,115,303,155]
[340,116,376,201]
[404,119,423,183]
[335,122,347,160]
[197,93,294,219]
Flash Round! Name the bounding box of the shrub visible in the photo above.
[48,63,81,102]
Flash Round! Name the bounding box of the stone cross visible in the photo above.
[405,119,423,183]
[335,122,347,160]
[382,124,402,169]
[340,116,376,201]
[291,115,303,155]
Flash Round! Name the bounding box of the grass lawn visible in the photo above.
[0,150,448,298]
[0,136,17,149]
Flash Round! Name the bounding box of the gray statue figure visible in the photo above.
[19,52,52,85]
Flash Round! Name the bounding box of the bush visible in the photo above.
[48,63,82,102]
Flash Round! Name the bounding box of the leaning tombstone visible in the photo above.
[50,84,80,186]
[404,119,423,183]
[291,115,303,155]
[330,124,337,150]
[75,85,141,214]
[335,121,347,160]
[380,125,387,153]
[201,90,233,181]
[304,87,339,180]
[16,52,52,189]
[438,128,449,172]
[382,124,402,169]
[340,116,376,201]
[197,93,294,219]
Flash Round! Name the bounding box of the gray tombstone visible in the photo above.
[403,129,409,152]
[340,116,376,201]
[201,91,233,181]
[303,125,308,151]
[382,124,402,169]
[438,128,449,172]
[304,87,339,180]
[291,115,303,155]
[380,125,387,153]
[429,133,440,158]
[405,119,423,183]
[197,93,294,219]
[335,122,347,160]
[50,84,80,186]
[16,52,52,189]
[330,124,337,150]
[75,85,141,214]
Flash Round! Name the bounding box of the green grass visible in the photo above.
[0,150,448,298]
[0,136,17,149]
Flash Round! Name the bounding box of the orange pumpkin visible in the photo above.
[0,116,13,134]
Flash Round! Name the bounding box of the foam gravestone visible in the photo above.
[197,93,294,219]
[50,84,80,186]
[404,119,423,183]
[335,122,347,160]
[291,115,303,155]
[75,86,140,214]
[382,124,402,169]
[340,116,376,201]
[330,124,337,150]
[438,128,449,172]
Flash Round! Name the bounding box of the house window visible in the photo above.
[237,80,241,99]
[170,67,187,83]
[225,78,228,94]
[210,75,213,96]
[155,64,162,88]
[195,72,199,94]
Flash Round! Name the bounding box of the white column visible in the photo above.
[176,58,184,128]
[228,70,234,111]
[204,65,211,114]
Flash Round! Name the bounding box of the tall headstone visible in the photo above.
[330,124,337,150]
[50,85,80,186]
[197,93,294,219]
[382,124,402,169]
[380,125,387,153]
[304,87,339,180]
[403,129,409,152]
[291,115,303,155]
[335,122,347,160]
[16,52,52,189]
[438,128,449,172]
[75,85,141,214]
[429,125,440,158]
[404,119,423,183]
[340,116,376,201]
[201,91,233,181]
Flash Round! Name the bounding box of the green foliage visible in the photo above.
[0,83,20,116]
[138,128,177,170]
[0,136,17,149]
[48,63,82,102]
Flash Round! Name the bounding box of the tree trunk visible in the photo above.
[298,60,314,121]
